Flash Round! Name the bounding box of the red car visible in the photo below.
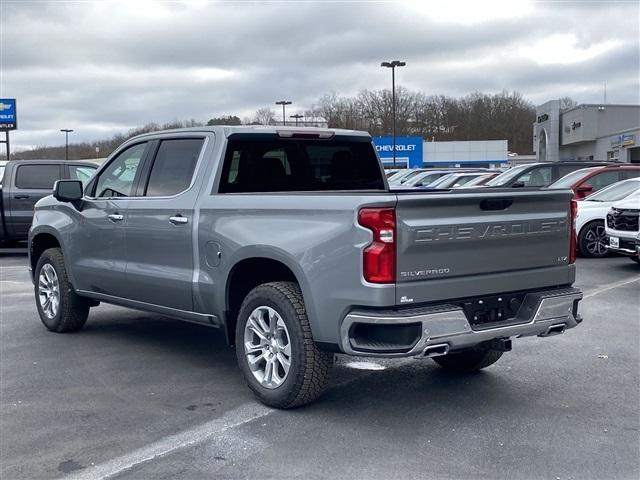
[549,165,640,199]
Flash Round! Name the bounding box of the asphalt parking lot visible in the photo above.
[1,250,638,480]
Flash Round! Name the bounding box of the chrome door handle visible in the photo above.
[107,213,124,222]
[169,215,188,225]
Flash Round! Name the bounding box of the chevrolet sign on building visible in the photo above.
[0,98,17,130]
[372,136,423,168]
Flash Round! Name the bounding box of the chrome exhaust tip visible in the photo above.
[540,323,566,337]
[421,343,450,358]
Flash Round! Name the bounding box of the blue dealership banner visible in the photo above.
[0,98,17,130]
[373,136,423,168]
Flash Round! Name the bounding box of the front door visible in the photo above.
[69,142,149,297]
[123,137,206,311]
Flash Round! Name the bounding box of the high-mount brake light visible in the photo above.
[276,130,335,139]
[358,207,396,283]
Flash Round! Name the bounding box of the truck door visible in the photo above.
[68,142,149,297]
[8,163,62,238]
[122,136,206,311]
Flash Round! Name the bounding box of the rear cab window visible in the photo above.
[218,135,385,193]
[15,164,62,189]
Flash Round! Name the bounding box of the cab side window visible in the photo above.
[95,143,147,198]
[144,138,203,197]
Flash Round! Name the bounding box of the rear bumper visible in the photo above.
[340,287,583,358]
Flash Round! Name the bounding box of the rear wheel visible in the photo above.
[432,346,503,373]
[35,248,90,333]
[578,221,609,258]
[235,281,333,408]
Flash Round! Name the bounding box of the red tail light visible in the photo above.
[569,199,577,264]
[358,208,396,283]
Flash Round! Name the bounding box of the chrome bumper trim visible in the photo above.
[340,288,583,358]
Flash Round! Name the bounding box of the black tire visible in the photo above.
[631,256,640,264]
[34,248,90,333]
[578,220,609,258]
[432,346,503,373]
[235,281,333,408]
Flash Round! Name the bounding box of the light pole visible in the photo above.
[290,114,303,126]
[60,129,73,160]
[275,100,292,126]
[380,60,406,167]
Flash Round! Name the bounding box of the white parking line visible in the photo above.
[66,403,274,480]
[583,276,640,300]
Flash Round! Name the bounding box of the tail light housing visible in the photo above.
[358,207,396,283]
[569,199,577,264]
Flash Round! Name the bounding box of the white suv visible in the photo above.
[605,195,640,263]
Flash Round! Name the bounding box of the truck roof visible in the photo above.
[129,125,372,141]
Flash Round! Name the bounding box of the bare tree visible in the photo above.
[253,107,276,125]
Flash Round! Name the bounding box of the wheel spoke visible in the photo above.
[247,352,267,371]
[244,342,264,355]
[276,352,290,374]
[264,357,274,384]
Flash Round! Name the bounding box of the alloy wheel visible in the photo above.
[243,306,292,389]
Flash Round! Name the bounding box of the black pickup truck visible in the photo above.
[1,159,97,245]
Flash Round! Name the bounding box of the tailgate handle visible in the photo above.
[480,198,513,211]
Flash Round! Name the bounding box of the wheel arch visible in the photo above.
[224,255,311,346]
[29,230,64,279]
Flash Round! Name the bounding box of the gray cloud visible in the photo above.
[1,0,638,150]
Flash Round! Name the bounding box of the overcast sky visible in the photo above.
[1,0,639,151]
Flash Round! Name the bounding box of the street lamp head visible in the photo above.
[275,100,292,106]
[393,61,406,67]
[381,62,392,68]
[60,129,74,133]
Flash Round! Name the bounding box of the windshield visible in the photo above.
[485,164,531,186]
[0,165,5,184]
[548,167,600,189]
[585,180,640,202]
[426,173,457,188]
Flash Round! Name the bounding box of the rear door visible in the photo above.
[394,189,574,305]
[123,136,207,311]
[8,163,62,237]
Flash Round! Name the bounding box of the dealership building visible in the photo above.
[534,100,640,163]
[373,136,508,169]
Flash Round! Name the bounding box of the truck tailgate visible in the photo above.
[394,189,574,305]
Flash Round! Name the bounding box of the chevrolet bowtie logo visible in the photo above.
[0,102,12,112]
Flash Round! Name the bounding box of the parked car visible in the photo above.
[29,126,583,408]
[388,168,428,185]
[1,159,97,245]
[401,169,461,188]
[485,161,612,188]
[458,172,501,188]
[606,194,640,263]
[424,171,489,189]
[385,168,401,178]
[549,165,640,199]
[575,178,640,257]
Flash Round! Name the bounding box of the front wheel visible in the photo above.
[432,346,503,373]
[578,221,609,258]
[235,281,333,408]
[35,248,90,333]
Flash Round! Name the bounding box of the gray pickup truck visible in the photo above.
[1,159,97,245]
[28,126,583,408]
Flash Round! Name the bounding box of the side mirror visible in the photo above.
[53,180,83,202]
[511,181,525,188]
[576,183,593,197]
